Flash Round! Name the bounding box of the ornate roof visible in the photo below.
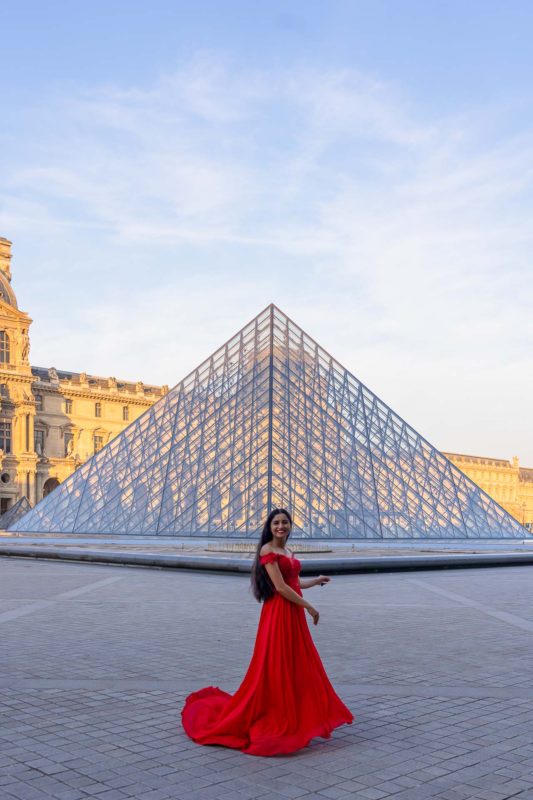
[0,272,18,308]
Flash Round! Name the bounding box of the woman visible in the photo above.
[181,508,353,756]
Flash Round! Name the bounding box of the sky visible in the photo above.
[1,0,533,463]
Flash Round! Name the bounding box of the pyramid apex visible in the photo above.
[258,302,282,315]
[244,303,289,327]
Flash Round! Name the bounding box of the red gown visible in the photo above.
[181,553,353,756]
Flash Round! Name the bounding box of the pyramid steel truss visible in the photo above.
[10,305,525,538]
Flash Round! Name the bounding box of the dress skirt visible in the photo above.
[181,554,353,756]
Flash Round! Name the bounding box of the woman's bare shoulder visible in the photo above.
[260,543,274,556]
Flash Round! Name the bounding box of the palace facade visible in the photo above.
[0,236,531,531]
[444,452,533,532]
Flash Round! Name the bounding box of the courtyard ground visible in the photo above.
[1,557,533,800]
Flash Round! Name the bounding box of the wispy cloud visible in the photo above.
[1,56,533,461]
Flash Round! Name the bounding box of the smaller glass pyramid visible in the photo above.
[10,305,525,538]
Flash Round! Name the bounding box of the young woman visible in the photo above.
[181,508,353,756]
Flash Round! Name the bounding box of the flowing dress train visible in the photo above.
[181,553,353,756]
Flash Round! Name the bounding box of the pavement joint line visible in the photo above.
[2,680,533,701]
[52,575,124,600]
[408,578,533,634]
[0,575,123,624]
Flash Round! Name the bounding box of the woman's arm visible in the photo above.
[264,562,320,625]
[299,575,330,590]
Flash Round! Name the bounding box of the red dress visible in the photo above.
[181,553,353,756]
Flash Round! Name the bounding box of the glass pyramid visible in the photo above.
[10,305,525,538]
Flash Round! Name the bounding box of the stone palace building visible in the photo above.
[0,235,531,531]
[0,237,167,513]
[443,452,533,531]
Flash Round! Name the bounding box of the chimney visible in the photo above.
[0,238,12,282]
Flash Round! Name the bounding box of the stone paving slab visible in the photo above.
[2,558,533,799]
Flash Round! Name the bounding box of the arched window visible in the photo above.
[0,332,10,364]
[43,477,60,498]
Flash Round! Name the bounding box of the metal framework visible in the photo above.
[10,305,525,538]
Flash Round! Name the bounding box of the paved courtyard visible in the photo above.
[2,558,533,800]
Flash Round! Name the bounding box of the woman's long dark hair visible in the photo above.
[251,508,292,603]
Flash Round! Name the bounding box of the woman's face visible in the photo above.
[271,512,291,543]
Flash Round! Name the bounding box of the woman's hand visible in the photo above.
[317,575,330,587]
[307,606,320,625]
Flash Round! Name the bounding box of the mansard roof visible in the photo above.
[31,366,165,397]
[0,272,18,308]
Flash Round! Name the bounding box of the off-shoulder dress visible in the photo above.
[181,552,353,756]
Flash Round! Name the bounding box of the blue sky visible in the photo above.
[1,0,533,462]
